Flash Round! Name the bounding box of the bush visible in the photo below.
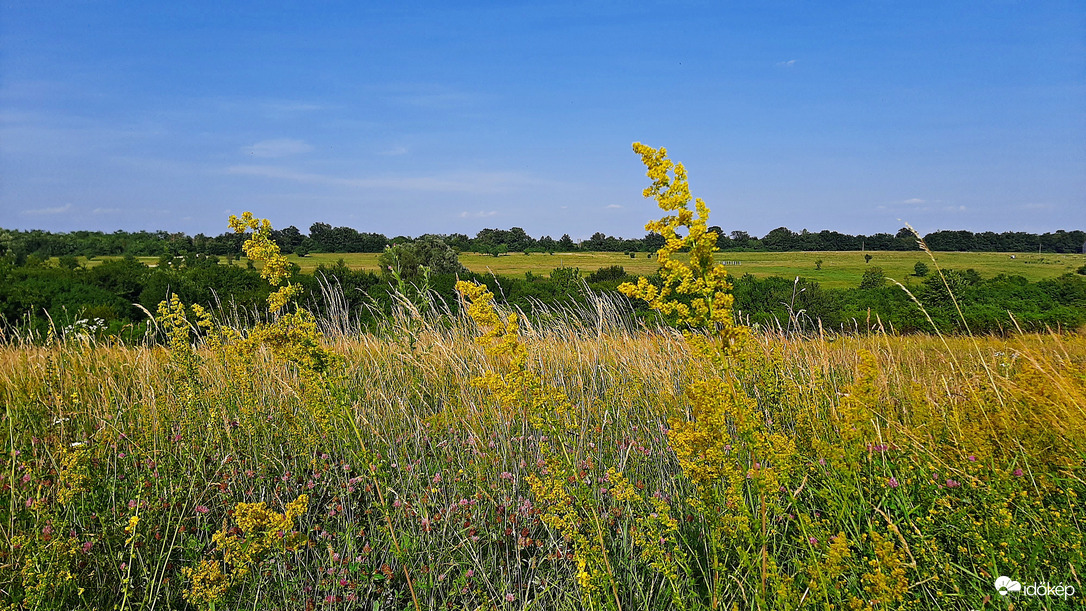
[586,265,628,284]
[377,235,467,283]
[860,266,886,289]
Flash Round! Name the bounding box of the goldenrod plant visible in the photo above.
[619,143,744,351]
[183,495,308,608]
[227,211,300,313]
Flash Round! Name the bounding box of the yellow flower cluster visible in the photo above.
[184,494,309,606]
[247,309,340,376]
[56,446,89,505]
[825,532,852,579]
[10,532,84,610]
[124,514,140,546]
[182,559,230,607]
[457,280,526,365]
[456,280,570,426]
[607,468,684,586]
[223,214,343,443]
[233,494,309,537]
[619,143,743,346]
[860,531,911,605]
[803,532,853,597]
[526,471,609,599]
[158,294,203,384]
[228,211,301,312]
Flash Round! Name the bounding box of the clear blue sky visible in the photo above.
[2,1,1083,240]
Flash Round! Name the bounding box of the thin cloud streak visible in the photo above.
[243,139,314,158]
[21,203,73,216]
[225,165,552,194]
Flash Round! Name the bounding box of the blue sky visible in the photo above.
[2,1,1083,240]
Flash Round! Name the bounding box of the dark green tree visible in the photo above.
[860,267,886,289]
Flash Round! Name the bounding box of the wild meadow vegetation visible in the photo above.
[4,144,1085,610]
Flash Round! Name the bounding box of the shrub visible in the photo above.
[860,266,886,289]
[585,265,628,283]
[378,235,466,283]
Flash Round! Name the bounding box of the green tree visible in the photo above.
[913,261,929,277]
[549,266,581,293]
[377,235,466,283]
[860,266,886,289]
[762,226,797,251]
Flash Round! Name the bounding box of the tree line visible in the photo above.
[2,223,1084,261]
[2,250,1084,342]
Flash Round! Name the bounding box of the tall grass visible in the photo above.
[3,298,1083,609]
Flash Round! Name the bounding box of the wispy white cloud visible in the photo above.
[380,145,409,156]
[243,138,314,158]
[459,210,498,218]
[261,100,326,113]
[92,207,121,215]
[226,165,546,194]
[878,197,948,213]
[776,59,796,68]
[21,203,73,216]
[606,204,622,209]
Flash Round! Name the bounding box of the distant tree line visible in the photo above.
[2,250,1085,342]
[2,223,1084,261]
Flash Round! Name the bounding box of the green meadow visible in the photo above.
[80,249,1086,290]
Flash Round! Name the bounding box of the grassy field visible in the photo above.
[79,250,1086,290]
[16,223,1086,608]
[16,146,1083,609]
[296,250,1085,289]
[4,296,1084,610]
